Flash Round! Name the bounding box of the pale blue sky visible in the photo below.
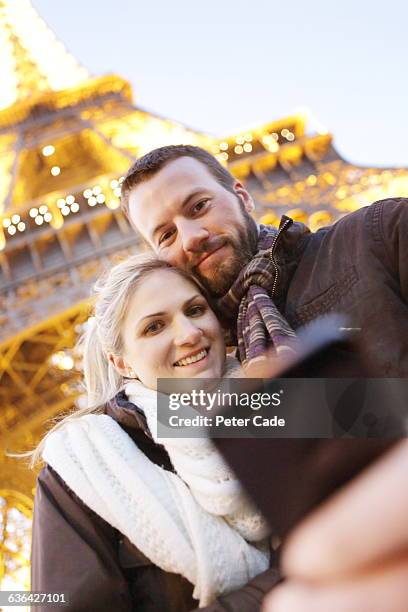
[32,0,408,167]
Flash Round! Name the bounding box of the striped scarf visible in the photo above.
[218,222,298,368]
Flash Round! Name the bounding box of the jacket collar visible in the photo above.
[105,390,152,438]
[275,215,312,263]
[271,216,312,306]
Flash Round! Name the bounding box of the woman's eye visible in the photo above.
[192,199,209,214]
[187,304,206,317]
[144,320,164,335]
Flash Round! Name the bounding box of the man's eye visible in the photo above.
[187,304,206,317]
[159,229,175,245]
[144,320,164,335]
[191,199,209,214]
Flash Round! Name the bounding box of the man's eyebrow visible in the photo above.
[152,190,207,241]
[137,294,202,324]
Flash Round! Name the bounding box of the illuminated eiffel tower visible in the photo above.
[1,0,407,591]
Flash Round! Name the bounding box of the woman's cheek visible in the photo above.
[152,333,171,371]
[205,312,223,335]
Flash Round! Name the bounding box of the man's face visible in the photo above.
[127,157,258,296]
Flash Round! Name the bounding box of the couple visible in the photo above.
[31,145,408,611]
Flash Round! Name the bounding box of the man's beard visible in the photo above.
[191,207,258,297]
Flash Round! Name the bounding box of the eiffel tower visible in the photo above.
[1,0,407,591]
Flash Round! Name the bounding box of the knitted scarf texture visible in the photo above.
[124,355,270,543]
[218,222,297,367]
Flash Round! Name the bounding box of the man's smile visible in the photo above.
[196,242,229,272]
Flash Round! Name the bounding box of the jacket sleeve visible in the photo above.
[192,565,281,611]
[375,197,408,302]
[31,464,133,612]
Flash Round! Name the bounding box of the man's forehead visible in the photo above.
[137,157,215,197]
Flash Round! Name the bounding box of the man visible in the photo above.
[121,145,408,376]
[120,144,408,611]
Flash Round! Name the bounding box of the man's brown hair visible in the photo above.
[120,145,236,218]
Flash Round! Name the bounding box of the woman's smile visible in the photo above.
[173,347,210,368]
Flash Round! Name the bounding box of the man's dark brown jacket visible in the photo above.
[277,197,408,376]
[31,198,408,610]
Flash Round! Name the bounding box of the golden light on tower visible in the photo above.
[0,0,88,110]
[41,145,55,157]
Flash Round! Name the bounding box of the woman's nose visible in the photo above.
[174,317,203,346]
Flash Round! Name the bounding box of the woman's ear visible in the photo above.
[108,354,137,379]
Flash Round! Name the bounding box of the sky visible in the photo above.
[32,0,408,167]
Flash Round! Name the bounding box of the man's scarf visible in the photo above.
[218,222,297,368]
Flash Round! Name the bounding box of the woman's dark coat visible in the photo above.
[31,392,280,611]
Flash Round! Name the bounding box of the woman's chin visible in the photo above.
[173,362,222,380]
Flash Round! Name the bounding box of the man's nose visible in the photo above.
[179,220,209,254]
[174,317,203,346]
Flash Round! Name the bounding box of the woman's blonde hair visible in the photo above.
[14,254,208,469]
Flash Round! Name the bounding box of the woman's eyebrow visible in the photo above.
[137,294,202,324]
[138,311,166,324]
[183,294,202,307]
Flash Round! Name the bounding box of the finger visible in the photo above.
[244,348,296,378]
[262,555,408,612]
[281,440,408,579]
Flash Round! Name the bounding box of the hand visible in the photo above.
[262,440,408,612]
[244,347,296,379]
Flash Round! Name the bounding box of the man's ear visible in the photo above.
[108,353,137,379]
[234,182,255,213]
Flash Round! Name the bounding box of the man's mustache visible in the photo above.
[189,236,229,270]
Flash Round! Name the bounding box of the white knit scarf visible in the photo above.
[124,355,270,542]
[42,357,269,606]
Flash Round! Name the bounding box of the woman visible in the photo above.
[30,255,279,611]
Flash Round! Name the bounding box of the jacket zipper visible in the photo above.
[269,218,293,297]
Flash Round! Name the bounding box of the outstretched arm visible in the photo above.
[262,440,408,612]
[378,198,408,302]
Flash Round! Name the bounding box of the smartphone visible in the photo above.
[213,317,398,537]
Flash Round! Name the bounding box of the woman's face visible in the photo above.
[120,269,226,390]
